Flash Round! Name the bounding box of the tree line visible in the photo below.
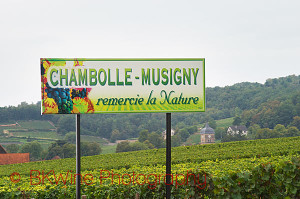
[4,136,101,161]
[1,75,300,143]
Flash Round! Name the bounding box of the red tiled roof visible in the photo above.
[0,153,30,165]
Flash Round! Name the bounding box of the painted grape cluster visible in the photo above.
[71,88,87,99]
[45,83,73,114]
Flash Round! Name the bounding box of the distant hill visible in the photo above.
[207,74,300,111]
[0,74,299,140]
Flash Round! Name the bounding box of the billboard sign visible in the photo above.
[41,58,205,114]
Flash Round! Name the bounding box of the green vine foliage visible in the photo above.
[1,137,300,198]
[0,157,299,198]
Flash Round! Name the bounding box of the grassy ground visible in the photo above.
[0,126,21,134]
[185,134,201,145]
[0,120,61,152]
[1,120,108,155]
[17,120,55,130]
[81,135,107,144]
[0,136,26,144]
[101,144,117,154]
[216,117,234,128]
[1,120,55,135]
[0,136,54,151]
[199,117,234,129]
[35,140,53,150]
[13,131,64,140]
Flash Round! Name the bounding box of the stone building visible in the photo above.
[200,123,215,144]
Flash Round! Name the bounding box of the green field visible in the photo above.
[0,126,21,134]
[12,131,64,140]
[0,120,109,157]
[198,117,234,129]
[0,136,56,151]
[17,120,55,130]
[185,133,201,145]
[0,120,55,135]
[0,136,25,144]
[101,144,117,154]
[216,117,234,128]
[81,135,107,144]
[0,121,61,151]
[8,131,106,144]
[0,136,299,198]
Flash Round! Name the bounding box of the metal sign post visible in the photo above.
[76,114,81,199]
[166,113,171,199]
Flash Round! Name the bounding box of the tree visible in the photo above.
[247,124,261,139]
[129,142,149,151]
[47,142,76,159]
[81,142,102,156]
[285,126,300,137]
[255,128,272,139]
[178,129,189,142]
[221,130,247,142]
[110,129,121,143]
[116,141,131,153]
[41,150,48,160]
[64,132,76,144]
[54,140,68,146]
[276,103,296,127]
[232,116,242,126]
[138,130,149,143]
[148,132,164,148]
[96,118,113,139]
[46,140,75,159]
[116,141,149,153]
[175,122,186,130]
[290,116,300,130]
[171,134,182,147]
[62,143,76,158]
[47,145,63,159]
[143,140,155,149]
[215,127,226,140]
[273,124,286,137]
[20,141,43,161]
[241,110,256,127]
[234,107,242,117]
[57,116,75,135]
[209,120,217,129]
[5,144,19,153]
[187,126,198,134]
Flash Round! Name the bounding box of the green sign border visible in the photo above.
[41,58,205,113]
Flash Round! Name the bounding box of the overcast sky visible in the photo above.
[0,0,299,107]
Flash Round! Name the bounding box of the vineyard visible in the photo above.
[0,136,299,198]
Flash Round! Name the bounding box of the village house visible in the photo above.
[0,144,30,165]
[227,125,248,136]
[162,129,175,140]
